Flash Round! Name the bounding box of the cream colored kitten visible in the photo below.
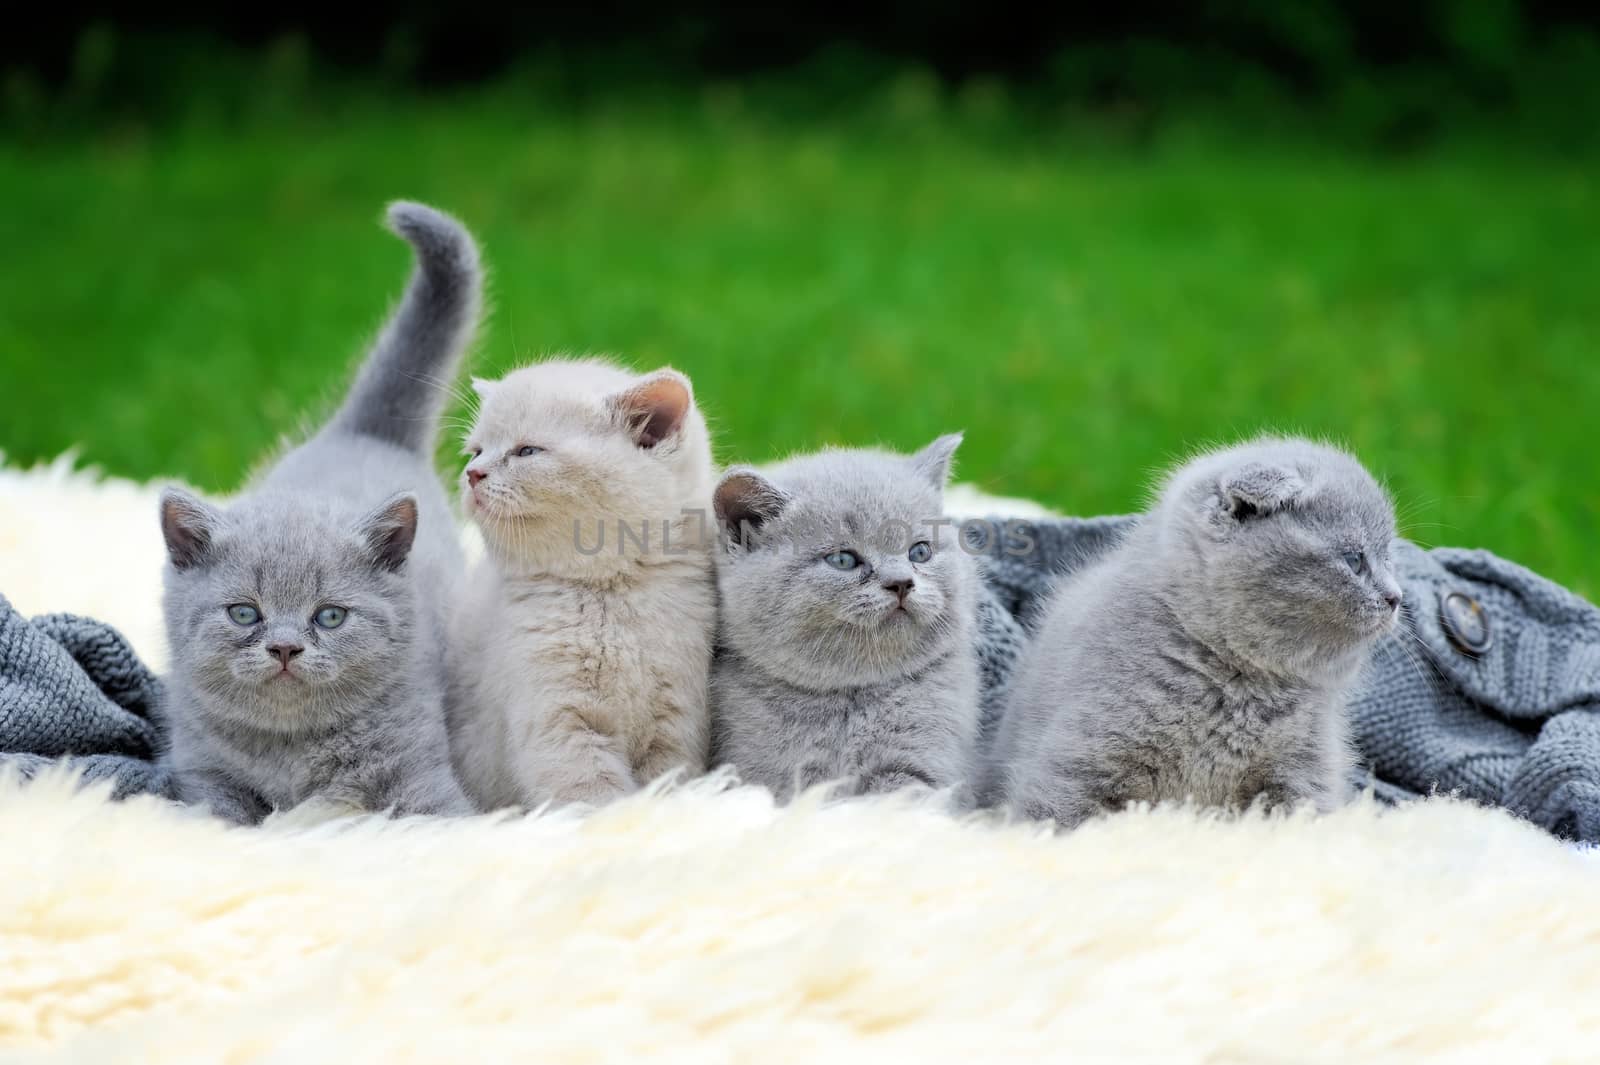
[447,359,717,809]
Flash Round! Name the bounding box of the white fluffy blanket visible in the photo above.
[3,458,1598,1062]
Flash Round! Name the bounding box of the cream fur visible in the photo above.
[3,456,1600,1061]
[447,361,718,808]
[4,771,1600,1061]
[0,453,178,670]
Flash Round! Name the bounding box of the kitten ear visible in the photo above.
[713,468,789,547]
[470,376,496,401]
[1219,462,1304,520]
[608,369,692,449]
[160,488,223,570]
[356,493,419,572]
[909,432,963,491]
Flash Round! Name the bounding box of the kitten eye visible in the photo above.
[226,604,260,626]
[514,445,543,458]
[1342,551,1366,574]
[314,605,347,630]
[468,445,482,458]
[908,541,933,564]
[824,550,861,571]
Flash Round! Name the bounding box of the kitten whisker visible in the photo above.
[1390,622,1447,698]
[402,368,480,414]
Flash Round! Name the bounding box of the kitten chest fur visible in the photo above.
[712,644,979,802]
[995,565,1357,819]
[1116,609,1352,803]
[450,556,715,808]
[169,671,442,813]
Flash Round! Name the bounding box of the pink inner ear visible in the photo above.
[617,374,690,448]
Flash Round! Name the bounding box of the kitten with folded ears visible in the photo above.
[985,436,1401,826]
[708,436,981,804]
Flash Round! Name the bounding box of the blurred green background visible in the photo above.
[2,6,1596,597]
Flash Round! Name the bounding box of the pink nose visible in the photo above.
[467,469,486,487]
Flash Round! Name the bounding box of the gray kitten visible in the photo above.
[986,436,1401,826]
[158,202,481,824]
[709,435,981,805]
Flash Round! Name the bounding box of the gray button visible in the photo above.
[1441,591,1492,655]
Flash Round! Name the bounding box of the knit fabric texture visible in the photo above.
[4,517,1598,839]
[0,593,171,798]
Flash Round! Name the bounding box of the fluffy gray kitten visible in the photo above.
[709,435,981,805]
[158,202,481,824]
[987,436,1401,826]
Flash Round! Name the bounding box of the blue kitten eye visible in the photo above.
[908,541,933,564]
[824,550,860,571]
[314,605,347,630]
[227,604,260,626]
[514,445,543,458]
[1342,551,1366,574]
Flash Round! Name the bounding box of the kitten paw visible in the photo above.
[542,771,637,809]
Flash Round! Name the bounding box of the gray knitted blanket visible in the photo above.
[4,519,1599,838]
[0,593,172,798]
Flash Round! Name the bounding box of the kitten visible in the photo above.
[708,436,981,804]
[446,359,717,809]
[986,436,1401,826]
[159,202,482,824]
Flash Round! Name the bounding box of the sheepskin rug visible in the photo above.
[3,457,1599,1063]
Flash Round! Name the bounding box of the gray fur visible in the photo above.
[986,436,1401,826]
[709,435,981,805]
[329,203,482,453]
[159,202,481,824]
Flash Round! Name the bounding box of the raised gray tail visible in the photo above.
[331,201,482,453]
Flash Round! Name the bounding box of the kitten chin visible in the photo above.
[445,358,718,812]
[707,435,983,805]
[986,435,1401,825]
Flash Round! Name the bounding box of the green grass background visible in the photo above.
[2,88,1595,598]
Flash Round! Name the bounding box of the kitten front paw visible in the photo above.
[176,772,269,826]
[544,772,637,808]
[858,764,941,797]
[1252,780,1331,815]
[634,736,705,789]
[394,781,479,818]
[534,750,638,809]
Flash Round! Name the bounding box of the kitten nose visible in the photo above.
[467,468,487,487]
[882,578,914,601]
[267,643,304,666]
[1384,589,1403,611]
